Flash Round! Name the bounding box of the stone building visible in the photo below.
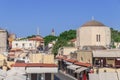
[77,20,111,49]
[0,29,8,53]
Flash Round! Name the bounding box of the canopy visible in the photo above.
[26,67,58,73]
[75,67,88,73]
[67,65,81,70]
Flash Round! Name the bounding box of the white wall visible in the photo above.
[12,40,36,49]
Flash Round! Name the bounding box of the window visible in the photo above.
[29,43,32,46]
[96,34,101,42]
[96,35,98,42]
[22,43,25,47]
[16,43,18,46]
[99,34,101,42]
[81,57,83,61]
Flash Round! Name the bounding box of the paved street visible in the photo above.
[54,71,77,80]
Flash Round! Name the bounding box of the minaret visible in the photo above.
[51,28,55,36]
[92,16,95,20]
[37,27,40,35]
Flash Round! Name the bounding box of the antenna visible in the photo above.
[37,27,40,35]
[92,16,94,20]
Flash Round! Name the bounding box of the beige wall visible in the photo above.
[0,30,8,53]
[0,54,7,66]
[106,58,115,67]
[93,68,116,73]
[58,47,77,56]
[114,42,120,49]
[77,26,111,49]
[29,53,54,63]
[77,51,92,64]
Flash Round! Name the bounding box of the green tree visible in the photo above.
[44,35,57,46]
[52,29,76,56]
[111,28,120,42]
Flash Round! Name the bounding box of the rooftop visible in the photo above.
[81,20,105,27]
[13,63,58,67]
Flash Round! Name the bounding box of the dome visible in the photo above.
[81,20,105,27]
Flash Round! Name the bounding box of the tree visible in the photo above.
[111,28,120,42]
[44,35,57,46]
[52,29,76,56]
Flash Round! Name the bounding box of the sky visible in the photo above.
[0,0,120,37]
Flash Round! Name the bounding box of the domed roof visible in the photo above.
[81,20,105,27]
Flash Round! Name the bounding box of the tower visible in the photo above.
[37,27,40,35]
[51,28,55,36]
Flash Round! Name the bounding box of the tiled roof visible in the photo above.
[12,63,27,67]
[29,36,44,41]
[56,56,67,60]
[10,48,23,52]
[65,59,77,63]
[82,20,105,27]
[74,62,92,67]
[8,54,15,56]
[27,63,58,67]
[13,63,58,67]
[70,38,76,42]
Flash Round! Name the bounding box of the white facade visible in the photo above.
[77,20,111,49]
[12,40,37,49]
[114,42,120,49]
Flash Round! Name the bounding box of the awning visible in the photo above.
[67,65,81,70]
[65,62,73,65]
[26,67,58,73]
[93,50,120,57]
[75,67,88,73]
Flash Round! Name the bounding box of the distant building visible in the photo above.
[12,40,36,50]
[13,63,58,80]
[8,33,16,49]
[114,42,120,49]
[68,38,77,47]
[0,29,8,53]
[51,28,55,36]
[77,20,111,49]
[58,47,77,58]
[12,35,44,51]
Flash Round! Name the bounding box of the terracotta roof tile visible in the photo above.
[27,63,58,67]
[8,54,15,56]
[29,36,44,41]
[13,63,58,67]
[10,48,23,52]
[74,62,92,67]
[12,63,27,67]
[82,20,105,27]
[65,59,77,63]
[70,38,76,42]
[56,56,67,60]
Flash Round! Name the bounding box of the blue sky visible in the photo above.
[0,0,120,37]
